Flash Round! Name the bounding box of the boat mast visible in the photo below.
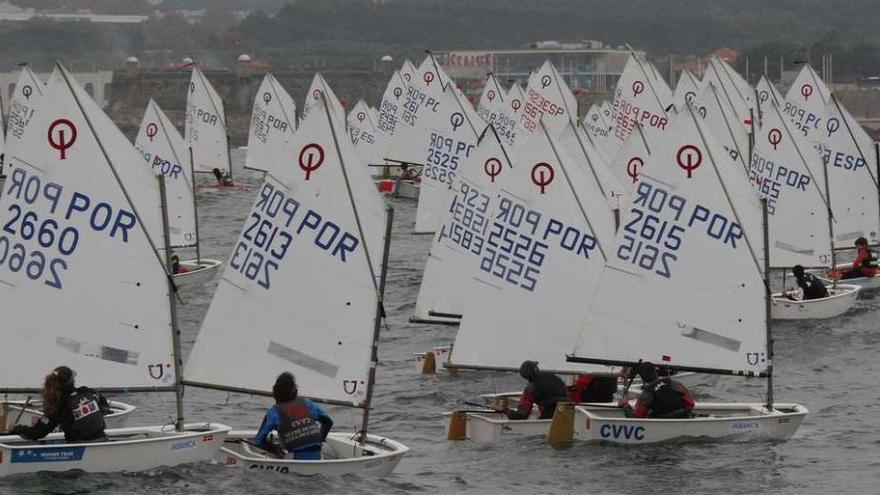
[189,147,202,263]
[822,150,837,286]
[319,92,390,444]
[158,175,186,431]
[762,196,774,411]
[359,205,393,443]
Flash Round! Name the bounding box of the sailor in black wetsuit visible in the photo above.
[493,360,570,420]
[12,366,111,442]
[791,265,828,300]
[618,362,695,419]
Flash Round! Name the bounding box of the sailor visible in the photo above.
[254,372,333,460]
[212,167,233,186]
[789,265,828,301]
[11,366,111,442]
[492,360,569,419]
[569,373,617,403]
[840,237,878,280]
[618,362,695,419]
[171,254,188,275]
[398,164,417,181]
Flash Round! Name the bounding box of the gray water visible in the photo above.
[3,149,879,494]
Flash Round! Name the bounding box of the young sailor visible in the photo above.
[254,372,333,460]
[211,167,233,186]
[11,366,111,442]
[840,237,878,280]
[492,361,569,420]
[790,265,829,300]
[618,362,695,419]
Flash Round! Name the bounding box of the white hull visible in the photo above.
[813,264,880,290]
[394,180,420,200]
[173,258,223,288]
[0,423,230,475]
[449,411,553,443]
[217,430,408,477]
[573,402,807,444]
[771,284,860,320]
[3,400,136,431]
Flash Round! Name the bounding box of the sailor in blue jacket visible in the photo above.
[254,372,333,460]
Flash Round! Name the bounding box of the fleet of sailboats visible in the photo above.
[0,49,876,476]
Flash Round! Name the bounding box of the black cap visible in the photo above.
[637,362,658,382]
[53,366,75,386]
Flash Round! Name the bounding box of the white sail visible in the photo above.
[184,97,386,405]
[134,100,197,248]
[518,61,577,138]
[0,65,174,390]
[672,70,702,113]
[245,73,297,173]
[609,54,671,157]
[572,110,767,375]
[700,58,752,132]
[582,103,611,142]
[782,64,830,142]
[476,73,506,126]
[301,73,347,125]
[449,122,615,373]
[605,123,653,194]
[413,126,509,320]
[755,75,783,112]
[186,67,231,176]
[347,99,385,166]
[749,101,831,267]
[696,82,749,171]
[823,95,880,245]
[493,82,525,147]
[387,57,480,233]
[560,124,626,205]
[6,67,46,151]
[375,70,407,145]
[399,59,418,86]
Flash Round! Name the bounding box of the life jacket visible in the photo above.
[275,397,323,452]
[799,273,829,300]
[64,387,107,441]
[530,372,570,414]
[643,378,692,419]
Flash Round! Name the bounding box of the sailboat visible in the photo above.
[444,120,616,442]
[245,73,297,174]
[0,64,229,475]
[748,94,860,319]
[2,66,139,432]
[186,66,234,186]
[182,93,408,476]
[562,107,807,445]
[135,99,223,287]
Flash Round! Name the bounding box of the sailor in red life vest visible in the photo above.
[254,372,333,460]
[617,362,695,419]
[491,360,569,420]
[171,254,188,275]
[840,237,878,280]
[569,373,617,403]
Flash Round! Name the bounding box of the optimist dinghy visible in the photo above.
[749,93,859,319]
[183,92,408,477]
[186,66,234,184]
[0,63,229,475]
[562,107,807,445]
[443,116,618,441]
[135,99,222,288]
